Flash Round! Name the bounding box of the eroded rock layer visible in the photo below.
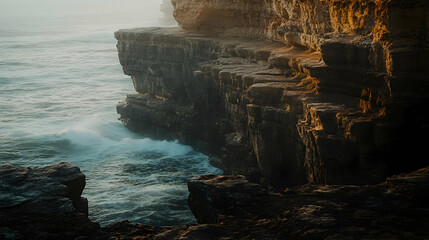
[115,23,428,187]
[172,0,428,74]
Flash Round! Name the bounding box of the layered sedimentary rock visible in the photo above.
[4,1,427,239]
[0,163,99,240]
[116,0,428,188]
[172,0,428,73]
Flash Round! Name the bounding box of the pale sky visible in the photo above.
[0,0,164,17]
[0,0,177,28]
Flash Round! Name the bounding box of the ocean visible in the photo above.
[0,0,222,226]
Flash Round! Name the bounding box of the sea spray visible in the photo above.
[0,0,219,227]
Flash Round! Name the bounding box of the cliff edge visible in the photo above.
[116,0,428,188]
[2,1,428,239]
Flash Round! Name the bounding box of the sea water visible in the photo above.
[0,0,222,226]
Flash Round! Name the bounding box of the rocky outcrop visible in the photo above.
[0,162,99,240]
[96,166,429,239]
[3,162,427,239]
[115,21,428,188]
[183,166,429,239]
[2,162,428,239]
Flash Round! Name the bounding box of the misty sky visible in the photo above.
[0,0,166,18]
[0,0,176,30]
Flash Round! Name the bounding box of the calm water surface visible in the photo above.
[0,0,222,226]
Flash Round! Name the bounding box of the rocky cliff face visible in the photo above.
[173,0,428,73]
[116,0,428,188]
[3,1,427,239]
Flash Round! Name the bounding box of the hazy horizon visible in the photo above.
[0,0,176,28]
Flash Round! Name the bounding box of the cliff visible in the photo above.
[2,1,427,239]
[115,0,428,188]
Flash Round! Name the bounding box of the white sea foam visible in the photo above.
[0,0,218,227]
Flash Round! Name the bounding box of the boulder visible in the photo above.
[0,162,99,240]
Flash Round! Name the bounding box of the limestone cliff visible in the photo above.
[116,0,428,188]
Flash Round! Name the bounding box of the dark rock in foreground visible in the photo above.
[0,163,99,240]
[1,162,428,239]
[105,166,429,239]
[186,169,429,239]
